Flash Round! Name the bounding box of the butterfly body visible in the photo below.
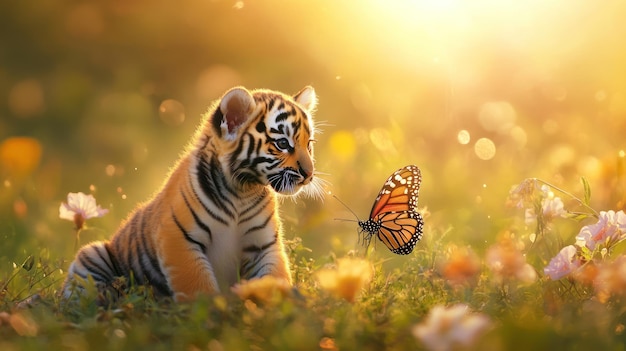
[357,165,424,255]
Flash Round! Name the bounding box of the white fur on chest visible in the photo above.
[205,221,240,292]
[198,199,278,292]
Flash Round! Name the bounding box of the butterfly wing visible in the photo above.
[376,210,424,255]
[361,165,424,255]
[369,165,421,219]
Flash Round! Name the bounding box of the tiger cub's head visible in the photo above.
[205,86,320,197]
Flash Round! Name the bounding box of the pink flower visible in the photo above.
[413,304,491,351]
[485,236,537,284]
[544,245,581,280]
[576,210,626,251]
[59,192,108,230]
[593,255,626,303]
[524,185,566,225]
[507,178,538,209]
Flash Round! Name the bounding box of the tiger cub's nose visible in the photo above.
[298,164,313,183]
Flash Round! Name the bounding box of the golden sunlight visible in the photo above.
[354,0,590,77]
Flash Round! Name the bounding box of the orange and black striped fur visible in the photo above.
[63,86,319,302]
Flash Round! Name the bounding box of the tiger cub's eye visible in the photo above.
[275,138,290,150]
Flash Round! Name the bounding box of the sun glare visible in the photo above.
[358,0,580,67]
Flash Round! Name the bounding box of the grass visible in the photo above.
[3,180,626,351]
[2,0,626,349]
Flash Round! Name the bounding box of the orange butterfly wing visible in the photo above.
[360,165,424,255]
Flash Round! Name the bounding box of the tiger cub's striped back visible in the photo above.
[63,86,319,303]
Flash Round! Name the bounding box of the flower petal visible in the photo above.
[544,245,580,280]
[59,192,108,223]
[94,205,109,218]
[59,203,77,221]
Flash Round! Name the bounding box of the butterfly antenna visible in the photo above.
[335,218,358,223]
[332,194,361,222]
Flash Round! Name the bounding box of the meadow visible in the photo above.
[2,0,626,350]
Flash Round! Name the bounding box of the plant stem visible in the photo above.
[535,178,599,218]
[74,228,81,252]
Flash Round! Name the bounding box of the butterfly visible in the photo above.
[337,165,424,255]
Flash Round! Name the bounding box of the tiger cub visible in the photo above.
[63,86,319,303]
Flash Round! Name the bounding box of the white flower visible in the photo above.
[544,245,581,280]
[576,210,626,251]
[59,192,108,229]
[413,304,491,351]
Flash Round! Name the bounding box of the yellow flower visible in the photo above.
[231,276,292,305]
[8,311,39,337]
[316,257,373,303]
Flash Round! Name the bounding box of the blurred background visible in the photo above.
[1,0,626,268]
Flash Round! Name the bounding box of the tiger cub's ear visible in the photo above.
[212,87,257,140]
[293,86,317,113]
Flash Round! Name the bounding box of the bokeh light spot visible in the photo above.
[370,128,397,154]
[8,80,45,117]
[474,138,496,160]
[113,329,126,339]
[329,131,356,162]
[548,145,576,168]
[0,137,43,176]
[105,164,116,177]
[577,156,602,180]
[509,126,527,149]
[478,101,516,133]
[13,199,28,218]
[457,130,471,145]
[159,99,186,127]
[619,150,625,158]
